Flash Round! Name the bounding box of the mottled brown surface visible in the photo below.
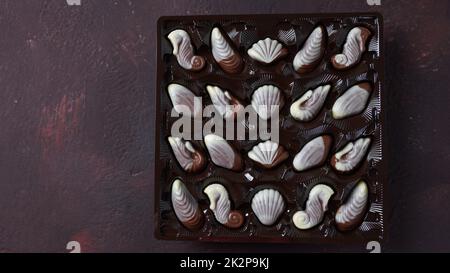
[0,0,449,252]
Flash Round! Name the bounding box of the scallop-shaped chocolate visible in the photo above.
[251,188,285,226]
[247,38,288,64]
[251,85,284,120]
[247,140,289,169]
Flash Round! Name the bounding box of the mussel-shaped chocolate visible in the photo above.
[206,85,243,119]
[293,184,334,230]
[167,29,206,71]
[335,181,369,231]
[251,85,284,120]
[203,183,244,228]
[293,25,326,74]
[204,134,243,171]
[290,84,331,122]
[211,27,243,74]
[168,137,206,173]
[247,140,289,169]
[293,135,332,172]
[247,38,288,64]
[331,27,371,70]
[332,82,372,119]
[331,137,371,173]
[251,188,285,226]
[171,179,204,230]
[167,83,202,118]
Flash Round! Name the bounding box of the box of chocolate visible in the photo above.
[155,13,385,243]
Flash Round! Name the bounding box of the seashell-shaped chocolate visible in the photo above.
[171,179,204,230]
[293,184,334,230]
[331,27,371,70]
[167,29,206,71]
[293,135,332,172]
[251,85,284,120]
[167,83,202,118]
[203,183,244,228]
[168,137,206,173]
[206,85,243,120]
[211,27,243,74]
[290,84,331,122]
[204,134,243,171]
[331,137,371,173]
[247,38,288,64]
[251,188,285,226]
[335,181,369,231]
[293,25,326,74]
[247,140,289,169]
[332,82,372,119]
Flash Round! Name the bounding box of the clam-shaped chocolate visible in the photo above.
[293,135,332,172]
[168,137,206,173]
[247,38,288,64]
[204,134,243,171]
[290,84,331,122]
[171,179,204,230]
[167,83,202,118]
[331,27,371,70]
[293,25,326,74]
[251,85,284,120]
[206,85,243,119]
[247,140,289,169]
[331,137,371,173]
[167,29,205,71]
[293,184,334,230]
[332,82,372,119]
[211,27,243,74]
[335,181,369,231]
[251,188,285,226]
[203,183,244,228]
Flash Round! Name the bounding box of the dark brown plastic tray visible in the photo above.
[155,13,386,244]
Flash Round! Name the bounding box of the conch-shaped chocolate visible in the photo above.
[171,179,204,230]
[168,137,206,173]
[331,27,371,70]
[335,181,369,231]
[331,137,371,173]
[211,27,243,74]
[167,29,205,71]
[203,183,244,228]
[293,25,326,73]
[293,184,334,230]
[204,134,243,171]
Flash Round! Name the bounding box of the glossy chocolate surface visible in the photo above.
[156,13,385,243]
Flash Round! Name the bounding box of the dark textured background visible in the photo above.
[0,0,448,253]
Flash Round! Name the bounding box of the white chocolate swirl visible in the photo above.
[290,84,330,121]
[167,29,205,71]
[293,26,325,73]
[293,184,334,230]
[247,38,287,64]
[331,138,371,172]
[335,181,369,231]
